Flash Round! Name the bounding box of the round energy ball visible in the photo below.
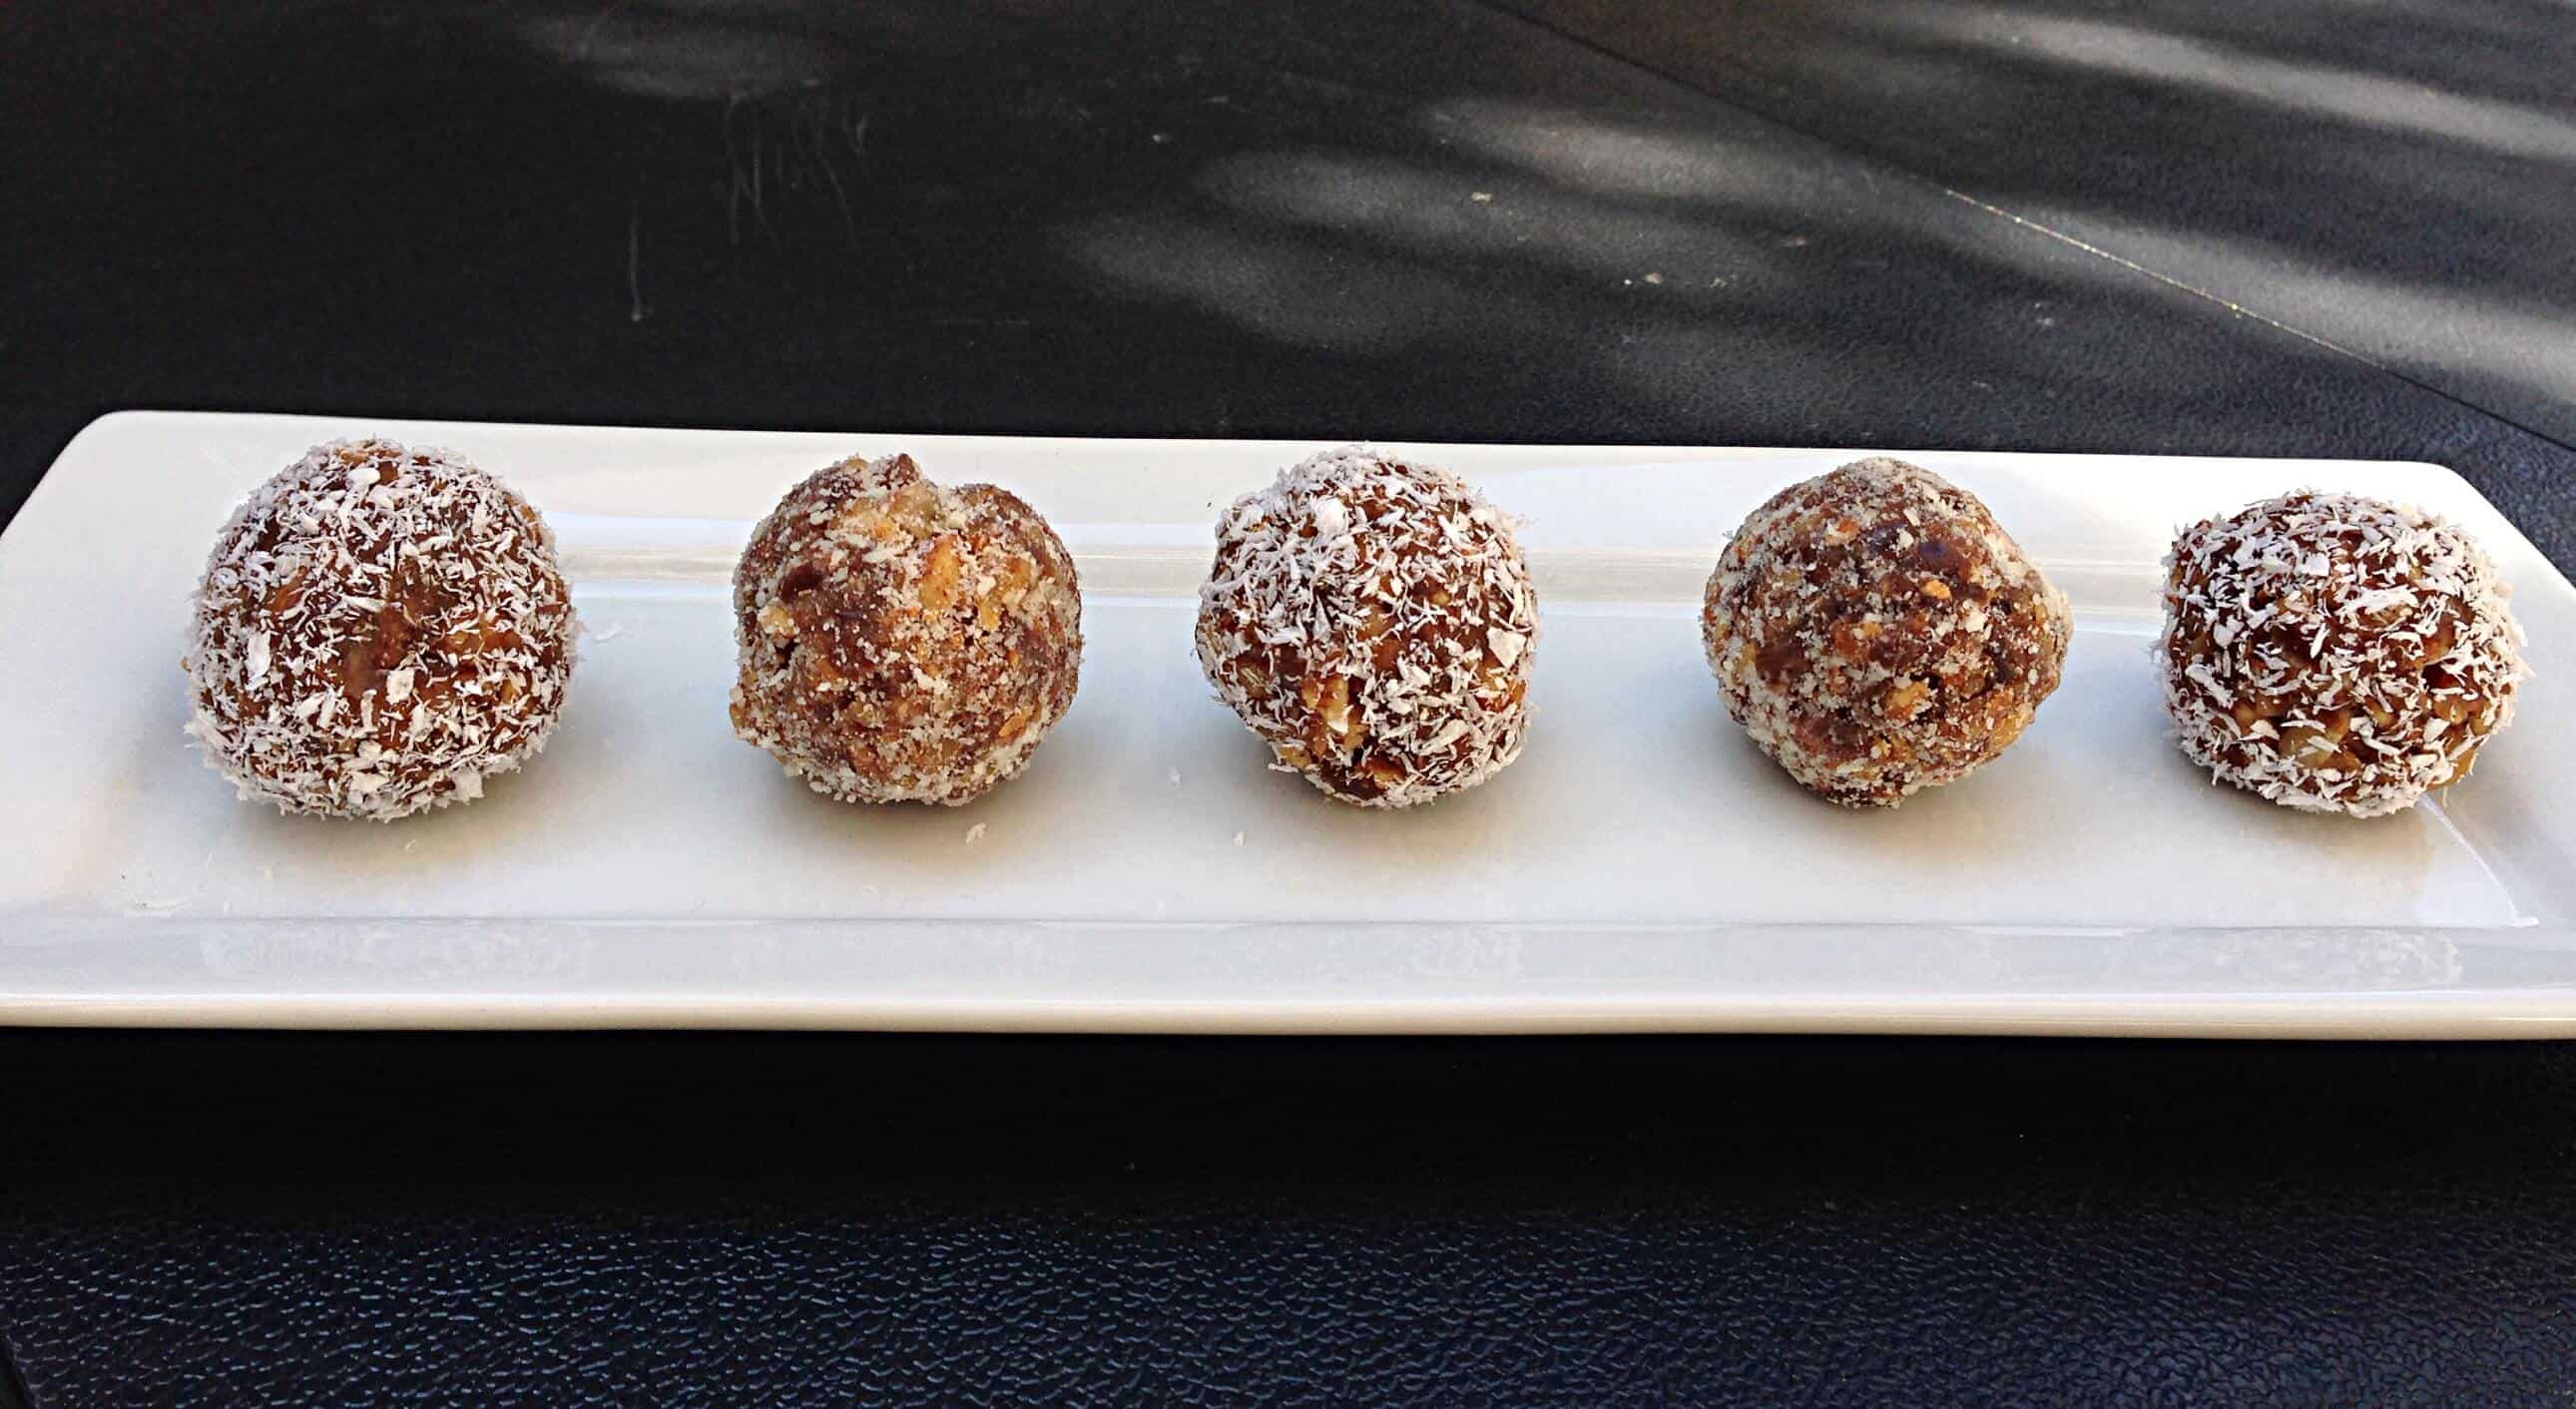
[1702,457,2071,807]
[1196,445,1537,807]
[2160,491,2524,817]
[730,453,1082,805]
[184,438,578,820]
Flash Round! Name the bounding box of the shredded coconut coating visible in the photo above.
[730,453,1083,806]
[183,439,578,820]
[2159,491,2525,817]
[1702,458,2071,807]
[1196,445,1537,808]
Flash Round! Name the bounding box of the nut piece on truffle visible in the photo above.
[1702,457,2071,807]
[1195,445,1538,808]
[729,453,1083,805]
[183,438,578,820]
[2159,491,2524,817]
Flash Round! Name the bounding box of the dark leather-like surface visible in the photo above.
[6,1,2576,1404]
[4,0,2572,567]
[10,1033,2576,1407]
[1497,0,2576,450]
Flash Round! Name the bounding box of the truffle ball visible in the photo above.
[730,453,1082,805]
[2159,491,2524,817]
[1702,457,2071,807]
[1196,445,1537,807]
[184,438,578,820]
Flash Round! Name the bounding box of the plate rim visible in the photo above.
[8,410,2571,1038]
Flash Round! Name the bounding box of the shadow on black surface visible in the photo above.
[0,1334,29,1409]
[1494,0,2576,447]
[3,0,2570,573]
[9,1031,2575,1198]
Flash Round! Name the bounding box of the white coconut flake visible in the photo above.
[727,452,1084,807]
[183,439,578,821]
[2155,490,2526,818]
[1701,458,2071,807]
[1194,444,1538,807]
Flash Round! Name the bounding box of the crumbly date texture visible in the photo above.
[1703,457,2071,807]
[2160,491,2523,817]
[185,439,577,820]
[730,453,1083,806]
[1197,446,1537,808]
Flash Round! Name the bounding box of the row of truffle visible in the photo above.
[184,439,2527,824]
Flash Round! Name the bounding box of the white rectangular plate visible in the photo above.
[4,412,2573,1036]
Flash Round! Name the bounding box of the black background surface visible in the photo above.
[5,2,2575,1404]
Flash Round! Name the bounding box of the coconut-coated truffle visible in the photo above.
[2159,491,2524,817]
[1196,445,1537,807]
[184,438,578,820]
[1702,457,2071,807]
[730,452,1082,805]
